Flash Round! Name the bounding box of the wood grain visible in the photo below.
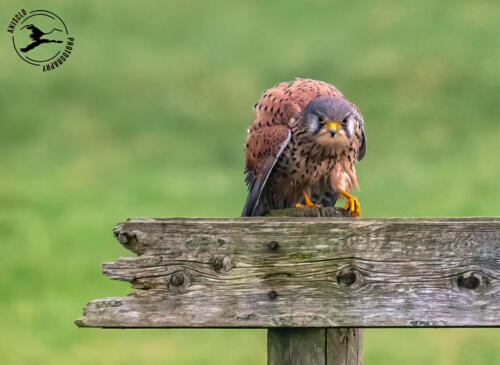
[268,328,326,365]
[267,208,362,365]
[76,212,500,328]
[267,328,363,365]
[327,328,363,365]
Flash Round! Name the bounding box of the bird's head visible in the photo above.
[303,96,357,148]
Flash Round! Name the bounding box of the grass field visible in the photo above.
[0,0,499,364]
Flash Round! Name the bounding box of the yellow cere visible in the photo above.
[327,122,340,130]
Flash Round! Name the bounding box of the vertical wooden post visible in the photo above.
[266,207,364,365]
[268,328,363,365]
[326,328,363,365]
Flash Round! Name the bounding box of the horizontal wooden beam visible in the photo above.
[76,214,500,328]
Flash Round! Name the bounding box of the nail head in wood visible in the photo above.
[269,241,279,250]
[268,290,278,300]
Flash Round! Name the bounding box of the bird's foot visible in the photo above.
[296,191,321,208]
[340,191,361,217]
[295,202,321,208]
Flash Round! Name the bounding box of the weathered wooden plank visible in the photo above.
[76,213,500,328]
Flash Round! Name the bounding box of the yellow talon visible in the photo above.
[340,190,361,217]
[296,191,321,208]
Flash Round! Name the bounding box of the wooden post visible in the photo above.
[266,207,363,365]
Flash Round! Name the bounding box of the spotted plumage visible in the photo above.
[242,78,366,217]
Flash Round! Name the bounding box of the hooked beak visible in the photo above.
[326,122,340,137]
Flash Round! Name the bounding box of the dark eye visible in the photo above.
[318,116,325,124]
[342,118,348,125]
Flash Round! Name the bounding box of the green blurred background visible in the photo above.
[1,0,499,364]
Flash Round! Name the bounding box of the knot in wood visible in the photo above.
[337,267,360,288]
[213,256,224,271]
[212,255,233,273]
[115,231,136,245]
[170,272,185,287]
[457,271,486,291]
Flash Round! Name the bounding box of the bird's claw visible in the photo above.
[296,191,321,208]
[344,196,361,217]
[296,202,321,208]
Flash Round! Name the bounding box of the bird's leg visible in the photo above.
[339,190,361,217]
[296,190,321,208]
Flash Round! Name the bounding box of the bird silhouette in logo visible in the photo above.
[19,24,62,53]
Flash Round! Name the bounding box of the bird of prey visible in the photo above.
[242,78,366,217]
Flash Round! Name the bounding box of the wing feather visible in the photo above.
[358,128,366,161]
[242,127,291,216]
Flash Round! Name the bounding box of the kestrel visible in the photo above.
[242,78,366,217]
